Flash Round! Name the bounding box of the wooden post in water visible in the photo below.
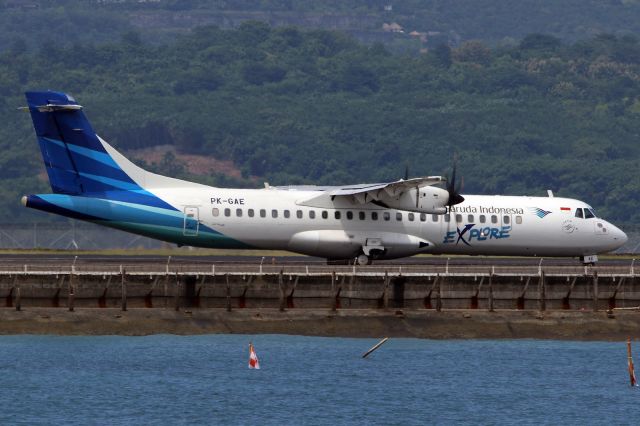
[538,271,546,312]
[488,272,494,312]
[278,269,285,312]
[121,267,127,312]
[592,271,599,312]
[628,338,637,386]
[225,274,231,312]
[362,337,389,358]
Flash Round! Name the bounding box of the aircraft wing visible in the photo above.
[329,176,445,204]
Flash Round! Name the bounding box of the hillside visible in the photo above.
[1,25,639,225]
[3,0,640,52]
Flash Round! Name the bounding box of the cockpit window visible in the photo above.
[584,208,595,219]
[575,208,583,219]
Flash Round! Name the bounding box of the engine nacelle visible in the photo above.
[379,186,449,214]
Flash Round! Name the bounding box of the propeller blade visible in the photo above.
[446,156,465,207]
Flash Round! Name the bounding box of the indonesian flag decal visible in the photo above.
[249,343,260,370]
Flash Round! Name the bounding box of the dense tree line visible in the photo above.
[0,24,639,226]
[3,0,640,52]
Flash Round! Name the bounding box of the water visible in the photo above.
[0,335,638,425]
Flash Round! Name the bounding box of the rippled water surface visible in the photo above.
[0,335,638,425]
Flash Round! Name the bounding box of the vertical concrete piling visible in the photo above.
[68,272,75,312]
[15,283,21,312]
[331,271,341,311]
[174,273,180,312]
[517,277,530,310]
[538,271,546,312]
[436,275,443,312]
[382,272,390,310]
[121,268,127,312]
[278,270,285,312]
[609,277,625,310]
[471,277,483,309]
[226,274,231,312]
[562,277,578,310]
[593,271,599,312]
[488,273,494,312]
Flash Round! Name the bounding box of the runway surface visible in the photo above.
[0,254,636,276]
[0,253,634,265]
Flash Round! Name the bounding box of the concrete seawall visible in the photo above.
[1,260,639,339]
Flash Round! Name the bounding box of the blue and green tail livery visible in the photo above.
[23,90,246,248]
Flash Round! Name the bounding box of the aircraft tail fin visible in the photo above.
[25,90,143,195]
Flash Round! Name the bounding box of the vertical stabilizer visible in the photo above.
[25,91,173,209]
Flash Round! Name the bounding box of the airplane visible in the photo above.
[21,90,627,264]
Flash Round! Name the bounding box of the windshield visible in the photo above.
[585,208,596,219]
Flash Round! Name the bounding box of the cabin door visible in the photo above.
[183,207,199,236]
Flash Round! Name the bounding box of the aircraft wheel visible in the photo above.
[356,254,370,265]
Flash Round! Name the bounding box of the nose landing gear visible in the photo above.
[581,254,598,265]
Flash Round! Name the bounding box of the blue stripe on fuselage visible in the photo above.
[24,194,248,248]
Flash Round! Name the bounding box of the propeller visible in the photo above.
[446,157,465,207]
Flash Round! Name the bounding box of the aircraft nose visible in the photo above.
[611,224,628,249]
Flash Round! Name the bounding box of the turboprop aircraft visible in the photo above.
[21,91,627,264]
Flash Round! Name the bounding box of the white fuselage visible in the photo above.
[152,184,627,260]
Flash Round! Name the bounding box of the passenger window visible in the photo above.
[372,212,378,220]
[584,209,594,219]
[491,215,497,224]
[575,208,583,219]
[383,212,390,221]
[432,215,439,222]
[309,211,316,219]
[480,215,486,224]
[456,214,462,223]
[408,213,415,222]
[335,211,341,220]
[248,209,254,217]
[420,213,426,222]
[396,212,402,221]
[236,208,242,217]
[272,209,278,218]
[444,214,451,223]
[260,209,266,218]
[212,208,219,217]
[296,210,303,219]
[347,211,353,220]
[503,215,510,224]
[515,215,522,224]
[468,214,474,222]
[224,208,231,217]
[322,211,328,219]
[284,210,290,218]
[359,211,365,220]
